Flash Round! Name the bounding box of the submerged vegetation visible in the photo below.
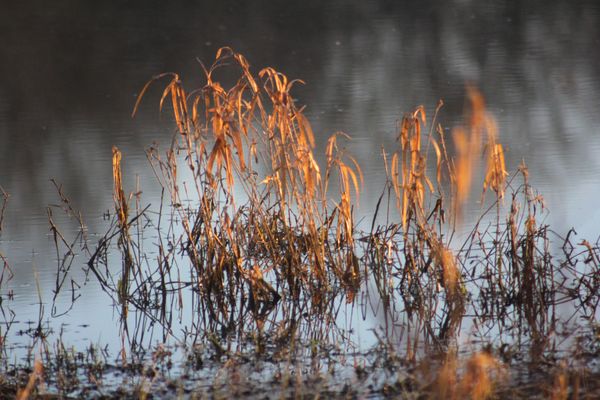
[1,48,600,398]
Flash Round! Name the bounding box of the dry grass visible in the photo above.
[16,358,43,400]
[70,47,600,397]
[0,44,598,394]
[433,351,505,400]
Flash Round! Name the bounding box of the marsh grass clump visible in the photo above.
[75,48,600,397]
[191,52,358,302]
[86,48,366,351]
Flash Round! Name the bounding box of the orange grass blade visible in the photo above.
[112,146,128,227]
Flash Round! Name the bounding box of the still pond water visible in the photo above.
[1,1,600,360]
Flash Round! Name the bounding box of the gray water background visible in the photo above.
[1,0,599,357]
